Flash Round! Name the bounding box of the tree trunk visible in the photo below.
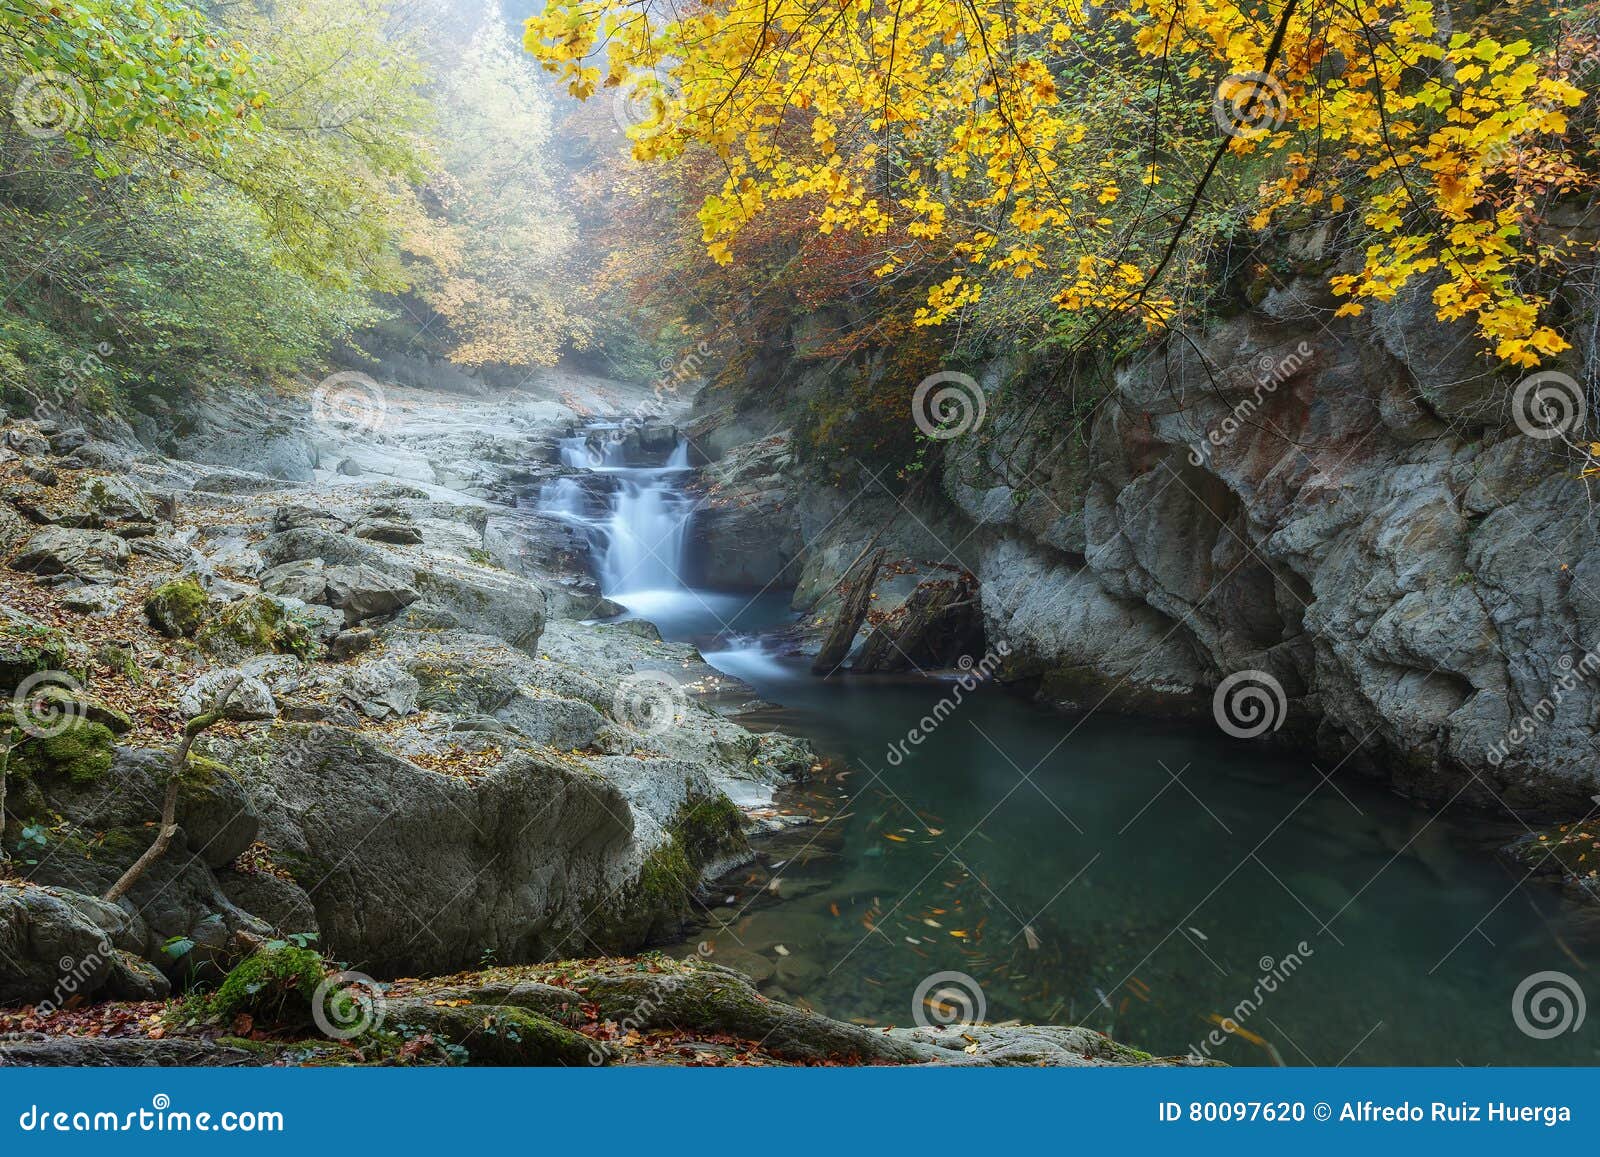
[103,677,241,904]
[812,548,886,676]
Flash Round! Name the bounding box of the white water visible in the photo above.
[537,428,794,672]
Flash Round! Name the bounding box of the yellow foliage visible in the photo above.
[524,0,1594,364]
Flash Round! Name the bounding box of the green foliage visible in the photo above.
[209,944,326,1024]
[0,0,427,419]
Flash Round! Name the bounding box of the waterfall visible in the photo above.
[602,467,691,595]
[539,431,695,600]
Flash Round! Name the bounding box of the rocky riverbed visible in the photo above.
[0,366,1172,1066]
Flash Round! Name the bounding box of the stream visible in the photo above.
[539,426,1600,1066]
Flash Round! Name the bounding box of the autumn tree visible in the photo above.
[525,0,1597,369]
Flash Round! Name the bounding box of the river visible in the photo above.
[539,425,1599,1066]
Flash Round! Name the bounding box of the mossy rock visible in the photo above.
[208,944,325,1025]
[0,615,74,694]
[389,1002,602,1066]
[670,794,745,867]
[10,718,117,785]
[144,579,210,639]
[198,595,319,661]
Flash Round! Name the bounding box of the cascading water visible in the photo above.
[536,425,795,654]
[540,427,695,607]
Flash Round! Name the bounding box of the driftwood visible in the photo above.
[811,548,886,676]
[853,572,981,673]
[103,676,242,904]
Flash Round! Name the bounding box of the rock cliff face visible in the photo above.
[692,268,1600,824]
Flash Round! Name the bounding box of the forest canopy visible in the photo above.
[0,0,599,418]
[526,0,1599,370]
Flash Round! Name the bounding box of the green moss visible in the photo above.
[143,579,209,639]
[208,944,326,1025]
[11,719,117,785]
[635,838,695,908]
[395,1003,599,1065]
[669,795,744,868]
[0,618,73,693]
[198,595,318,660]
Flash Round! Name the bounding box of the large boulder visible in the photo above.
[209,724,649,975]
[11,527,129,584]
[260,559,328,604]
[323,563,419,624]
[0,886,117,1006]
